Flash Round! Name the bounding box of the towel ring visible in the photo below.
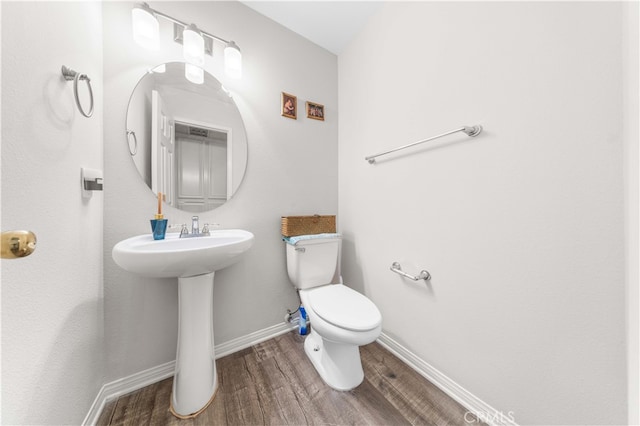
[126,130,138,156]
[61,65,94,118]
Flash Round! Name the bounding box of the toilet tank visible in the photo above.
[286,236,341,290]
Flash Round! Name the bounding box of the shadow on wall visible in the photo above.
[341,231,365,294]
[24,300,103,425]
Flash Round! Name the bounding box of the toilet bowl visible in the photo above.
[284,234,382,390]
[299,283,382,390]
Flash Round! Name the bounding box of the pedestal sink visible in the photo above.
[112,229,254,418]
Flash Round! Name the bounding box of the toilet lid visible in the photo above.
[308,285,382,332]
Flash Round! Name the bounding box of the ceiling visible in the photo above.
[241,1,383,55]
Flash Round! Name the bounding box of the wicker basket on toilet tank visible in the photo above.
[281,215,336,237]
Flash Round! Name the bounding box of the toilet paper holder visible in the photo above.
[81,167,103,198]
[390,262,431,281]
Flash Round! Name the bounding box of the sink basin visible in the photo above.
[111,228,254,418]
[112,229,254,278]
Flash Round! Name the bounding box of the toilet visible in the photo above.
[285,234,382,390]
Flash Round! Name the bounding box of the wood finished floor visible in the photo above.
[98,331,470,425]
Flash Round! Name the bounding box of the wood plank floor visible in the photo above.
[97,331,471,425]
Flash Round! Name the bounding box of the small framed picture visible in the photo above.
[306,101,325,121]
[281,92,297,119]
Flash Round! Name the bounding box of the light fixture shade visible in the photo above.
[224,41,242,79]
[183,24,205,66]
[185,63,204,85]
[132,4,159,51]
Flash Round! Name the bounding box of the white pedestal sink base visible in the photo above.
[170,272,218,418]
[112,230,255,419]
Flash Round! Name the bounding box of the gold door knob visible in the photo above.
[1,230,37,259]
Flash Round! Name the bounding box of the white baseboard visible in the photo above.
[82,360,176,426]
[215,322,296,358]
[377,332,518,426]
[83,322,296,425]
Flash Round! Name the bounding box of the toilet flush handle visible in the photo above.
[295,247,306,253]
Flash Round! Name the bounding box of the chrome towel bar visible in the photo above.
[365,125,483,164]
[390,262,431,281]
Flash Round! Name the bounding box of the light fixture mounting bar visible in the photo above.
[173,23,214,56]
[144,4,231,45]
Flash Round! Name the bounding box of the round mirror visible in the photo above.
[126,62,248,212]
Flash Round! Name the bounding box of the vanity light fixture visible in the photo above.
[131,3,242,80]
[182,24,205,66]
[224,41,242,79]
[185,63,205,85]
[131,3,159,51]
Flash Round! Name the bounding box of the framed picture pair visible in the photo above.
[281,92,324,121]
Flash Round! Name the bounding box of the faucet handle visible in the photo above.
[201,223,220,236]
[168,224,189,237]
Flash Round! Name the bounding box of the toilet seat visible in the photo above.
[307,284,381,332]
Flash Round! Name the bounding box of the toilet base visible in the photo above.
[303,329,365,391]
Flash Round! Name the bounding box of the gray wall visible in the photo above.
[103,1,338,382]
[338,2,628,424]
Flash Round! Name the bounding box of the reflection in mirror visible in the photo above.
[126,62,248,212]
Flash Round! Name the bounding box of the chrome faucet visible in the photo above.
[191,216,200,235]
[177,216,213,238]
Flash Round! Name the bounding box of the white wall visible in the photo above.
[339,2,628,425]
[103,1,337,382]
[0,2,104,424]
[623,1,640,423]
